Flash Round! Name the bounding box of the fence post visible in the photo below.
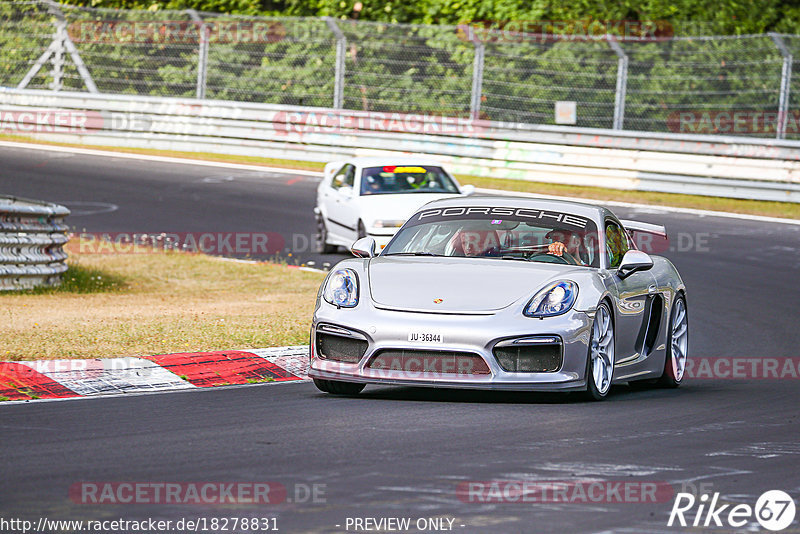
[607,35,628,130]
[43,0,98,92]
[470,38,485,120]
[769,33,792,140]
[17,40,56,89]
[324,17,346,109]
[49,24,65,91]
[187,10,209,99]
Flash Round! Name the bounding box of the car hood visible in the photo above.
[359,193,462,225]
[368,256,586,313]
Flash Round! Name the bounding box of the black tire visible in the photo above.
[657,295,688,388]
[315,213,337,254]
[313,378,365,395]
[357,220,367,240]
[584,302,615,401]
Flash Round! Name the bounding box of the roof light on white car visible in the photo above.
[323,268,359,308]
[524,281,578,318]
[372,219,405,229]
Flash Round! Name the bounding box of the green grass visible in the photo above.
[1,249,324,361]
[12,264,128,296]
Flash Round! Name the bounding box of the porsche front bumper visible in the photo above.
[308,301,594,391]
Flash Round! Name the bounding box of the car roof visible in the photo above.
[344,156,445,168]
[418,194,614,221]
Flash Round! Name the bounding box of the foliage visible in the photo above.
[1,1,798,138]
[46,0,800,35]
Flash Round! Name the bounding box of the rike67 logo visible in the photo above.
[668,490,796,531]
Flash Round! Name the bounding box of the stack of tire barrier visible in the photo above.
[0,196,70,290]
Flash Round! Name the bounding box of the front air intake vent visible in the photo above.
[493,338,562,372]
[316,332,367,363]
[366,350,491,375]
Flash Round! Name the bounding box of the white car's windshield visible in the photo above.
[360,165,460,195]
[382,206,601,267]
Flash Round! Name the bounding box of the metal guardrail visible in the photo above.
[0,195,70,290]
[1,88,799,202]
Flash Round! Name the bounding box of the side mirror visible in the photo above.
[617,250,654,279]
[351,237,376,258]
[460,184,475,196]
[338,185,354,198]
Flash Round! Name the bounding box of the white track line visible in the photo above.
[2,139,797,226]
[0,139,323,177]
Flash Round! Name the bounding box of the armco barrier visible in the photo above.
[1,88,799,202]
[0,195,70,290]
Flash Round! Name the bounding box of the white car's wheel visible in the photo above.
[585,302,615,401]
[316,212,337,254]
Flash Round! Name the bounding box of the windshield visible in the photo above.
[382,205,601,267]
[360,165,460,195]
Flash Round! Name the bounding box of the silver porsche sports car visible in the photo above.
[308,196,688,400]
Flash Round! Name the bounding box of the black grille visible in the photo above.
[316,332,368,363]
[493,343,562,372]
[367,350,491,375]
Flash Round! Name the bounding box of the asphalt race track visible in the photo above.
[2,144,800,533]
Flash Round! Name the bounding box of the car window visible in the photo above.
[605,220,630,269]
[361,165,460,195]
[383,206,601,268]
[343,165,355,188]
[330,165,347,190]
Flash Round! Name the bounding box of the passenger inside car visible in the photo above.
[447,227,501,257]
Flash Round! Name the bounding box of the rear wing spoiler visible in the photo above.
[620,219,668,253]
[619,219,667,239]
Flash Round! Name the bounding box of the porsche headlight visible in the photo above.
[524,281,578,318]
[372,219,405,229]
[323,268,359,308]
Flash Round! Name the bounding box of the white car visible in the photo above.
[315,157,474,252]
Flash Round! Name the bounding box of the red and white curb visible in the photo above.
[0,346,311,402]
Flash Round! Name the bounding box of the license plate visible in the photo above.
[408,331,443,343]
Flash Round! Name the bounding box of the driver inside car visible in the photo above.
[546,229,590,265]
